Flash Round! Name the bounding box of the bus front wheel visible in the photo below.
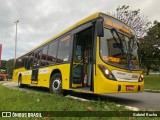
[50,73,63,94]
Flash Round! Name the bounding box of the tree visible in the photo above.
[139,21,160,75]
[0,59,14,75]
[6,59,14,75]
[0,60,7,73]
[110,5,151,38]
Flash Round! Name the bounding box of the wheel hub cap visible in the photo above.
[52,79,61,91]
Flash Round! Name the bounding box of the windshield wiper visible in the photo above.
[111,28,124,56]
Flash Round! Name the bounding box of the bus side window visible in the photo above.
[33,52,37,68]
[41,45,48,67]
[27,53,34,69]
[24,56,27,69]
[21,57,25,67]
[57,35,71,63]
[37,51,42,67]
[33,52,39,68]
[29,55,34,69]
[32,50,42,68]
[47,40,58,65]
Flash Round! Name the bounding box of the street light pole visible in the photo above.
[14,20,19,63]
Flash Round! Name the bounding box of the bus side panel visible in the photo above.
[54,64,70,90]
[12,69,18,82]
[37,64,70,89]
[22,70,32,85]
[24,70,32,84]
[38,67,52,88]
[12,68,25,82]
[13,68,31,85]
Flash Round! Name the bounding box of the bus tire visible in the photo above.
[18,75,24,88]
[50,73,63,94]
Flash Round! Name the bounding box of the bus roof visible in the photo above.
[17,12,132,59]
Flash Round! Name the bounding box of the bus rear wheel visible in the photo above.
[18,75,24,88]
[50,73,63,94]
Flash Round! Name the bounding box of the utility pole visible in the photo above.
[14,20,19,63]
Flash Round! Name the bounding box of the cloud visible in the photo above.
[0,0,159,60]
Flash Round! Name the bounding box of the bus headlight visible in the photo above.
[139,74,144,82]
[141,74,144,79]
[104,69,109,75]
[98,64,116,80]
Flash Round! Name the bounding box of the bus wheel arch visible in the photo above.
[18,74,24,88]
[50,69,63,94]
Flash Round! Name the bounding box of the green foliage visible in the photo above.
[139,21,160,74]
[6,59,14,75]
[0,59,14,74]
[0,60,7,71]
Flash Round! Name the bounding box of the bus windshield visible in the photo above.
[100,28,139,70]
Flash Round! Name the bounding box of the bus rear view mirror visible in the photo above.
[96,20,104,37]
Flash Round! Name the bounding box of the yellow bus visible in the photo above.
[13,12,144,94]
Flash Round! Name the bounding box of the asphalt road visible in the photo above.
[101,92,160,111]
[1,81,160,111]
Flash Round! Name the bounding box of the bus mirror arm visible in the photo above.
[95,20,104,37]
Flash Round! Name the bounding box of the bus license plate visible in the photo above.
[126,85,134,91]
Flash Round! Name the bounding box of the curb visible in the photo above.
[117,104,140,111]
[2,82,15,86]
[66,95,140,111]
[144,89,160,93]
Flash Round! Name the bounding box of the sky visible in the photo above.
[0,0,160,60]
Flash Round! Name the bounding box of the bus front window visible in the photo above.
[100,28,139,70]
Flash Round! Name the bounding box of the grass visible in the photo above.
[0,85,125,112]
[0,84,127,120]
[0,83,158,120]
[144,74,160,90]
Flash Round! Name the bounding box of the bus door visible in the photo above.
[71,26,94,91]
[71,34,84,87]
[31,50,42,84]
